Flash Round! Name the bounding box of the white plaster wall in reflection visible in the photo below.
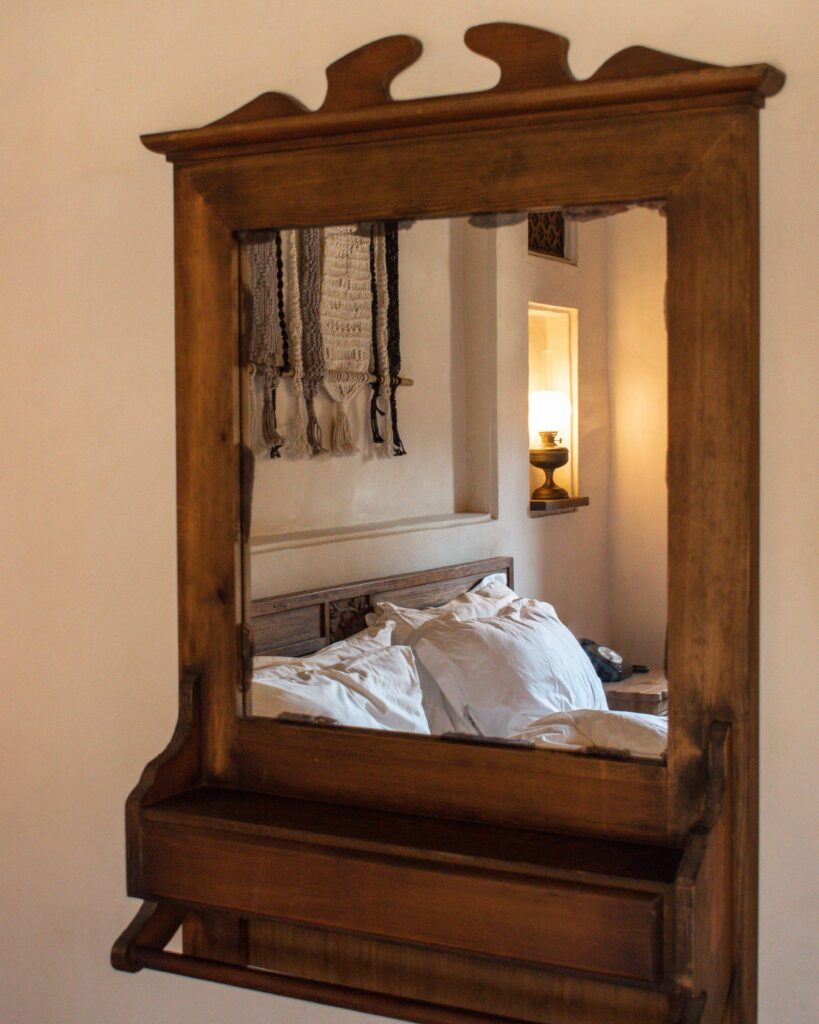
[519,219,614,641]
[605,209,669,666]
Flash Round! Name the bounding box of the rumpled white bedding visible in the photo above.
[253,582,669,757]
[510,708,667,759]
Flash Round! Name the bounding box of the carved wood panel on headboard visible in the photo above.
[251,556,513,657]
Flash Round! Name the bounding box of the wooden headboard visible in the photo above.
[251,556,513,657]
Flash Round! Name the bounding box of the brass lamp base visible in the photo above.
[529,430,569,500]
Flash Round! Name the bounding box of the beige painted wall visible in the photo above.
[1,3,816,1023]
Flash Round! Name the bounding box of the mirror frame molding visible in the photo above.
[115,24,784,1024]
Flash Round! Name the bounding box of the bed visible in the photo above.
[249,557,668,760]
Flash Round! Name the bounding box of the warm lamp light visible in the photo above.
[528,389,572,501]
[528,389,571,441]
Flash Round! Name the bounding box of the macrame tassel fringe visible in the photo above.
[368,227,384,445]
[381,380,395,458]
[369,391,384,444]
[384,221,406,457]
[246,366,261,454]
[261,387,285,457]
[306,396,325,456]
[285,382,311,458]
[332,399,358,455]
[389,389,407,456]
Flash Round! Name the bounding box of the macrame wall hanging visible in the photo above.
[320,225,372,454]
[241,222,408,459]
[243,231,285,457]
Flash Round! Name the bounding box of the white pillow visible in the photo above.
[415,663,476,735]
[469,572,510,591]
[366,582,518,644]
[412,600,607,738]
[365,582,518,733]
[253,622,394,671]
[251,644,429,733]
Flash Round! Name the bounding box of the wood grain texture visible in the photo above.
[249,919,669,1024]
[665,110,760,1023]
[236,717,670,842]
[671,724,732,1021]
[173,170,241,783]
[142,823,666,982]
[130,943,603,1024]
[183,107,738,231]
[140,788,673,984]
[144,787,681,884]
[183,910,248,966]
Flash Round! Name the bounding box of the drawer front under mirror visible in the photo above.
[141,821,666,984]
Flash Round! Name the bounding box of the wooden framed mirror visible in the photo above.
[112,23,784,1024]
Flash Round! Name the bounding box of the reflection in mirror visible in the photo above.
[240,207,668,760]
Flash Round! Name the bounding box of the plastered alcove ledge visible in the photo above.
[113,22,783,1024]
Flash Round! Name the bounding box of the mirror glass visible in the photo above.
[239,206,668,758]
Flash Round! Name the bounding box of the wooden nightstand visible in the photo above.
[603,669,668,716]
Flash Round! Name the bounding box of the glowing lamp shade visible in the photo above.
[529,389,571,444]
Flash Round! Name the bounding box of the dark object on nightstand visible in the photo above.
[580,638,647,682]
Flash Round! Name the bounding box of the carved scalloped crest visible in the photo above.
[321,34,422,112]
[208,92,306,127]
[208,24,721,125]
[210,34,422,126]
[465,23,573,90]
[142,22,784,156]
[592,45,711,82]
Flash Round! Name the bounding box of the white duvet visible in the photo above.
[510,708,667,759]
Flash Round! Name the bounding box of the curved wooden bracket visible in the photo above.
[112,901,186,973]
[320,35,422,113]
[125,668,202,810]
[125,668,202,892]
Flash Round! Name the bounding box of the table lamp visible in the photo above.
[528,389,572,500]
